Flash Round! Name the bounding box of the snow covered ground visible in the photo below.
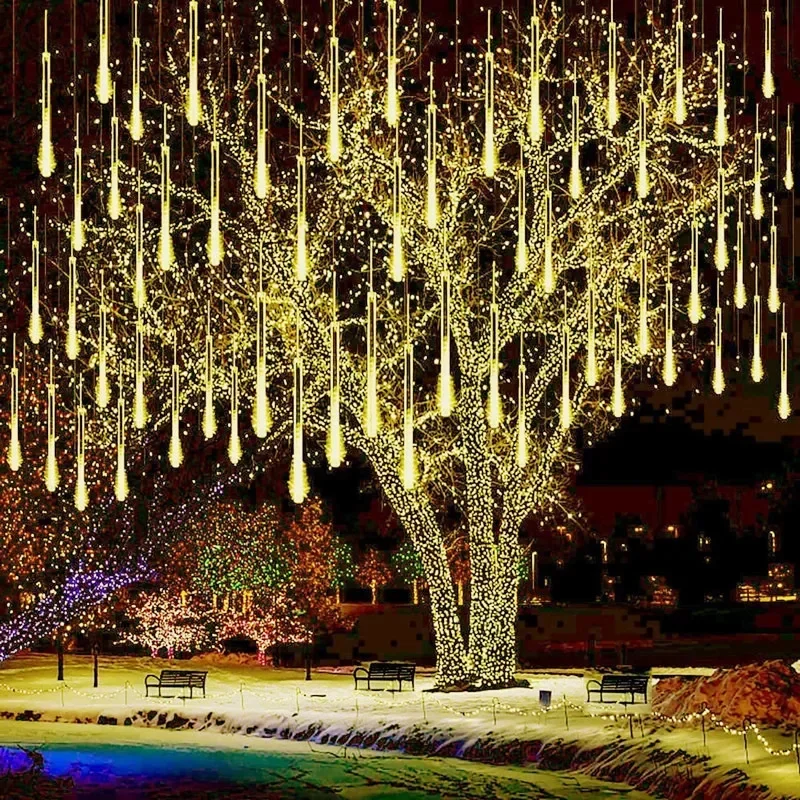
[0,720,659,799]
[0,654,796,799]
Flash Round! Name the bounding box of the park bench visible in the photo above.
[144,669,208,698]
[353,661,416,691]
[586,673,649,703]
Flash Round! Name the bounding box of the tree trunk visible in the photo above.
[370,582,376,604]
[92,641,99,688]
[412,578,419,605]
[304,636,312,681]
[457,582,464,606]
[56,636,64,682]
[335,586,341,604]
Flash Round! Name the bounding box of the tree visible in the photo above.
[356,549,394,605]
[124,590,212,659]
[331,536,355,604]
[10,0,788,688]
[393,539,426,604]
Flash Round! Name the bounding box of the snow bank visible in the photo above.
[653,660,800,729]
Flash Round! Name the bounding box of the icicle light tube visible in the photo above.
[95,0,111,104]
[295,119,308,282]
[712,279,724,395]
[130,0,143,141]
[72,117,84,252]
[38,12,55,177]
[66,246,79,361]
[228,346,242,465]
[426,70,439,230]
[714,16,727,147]
[169,335,183,467]
[753,110,764,220]
[45,353,59,492]
[607,2,619,130]
[674,1,687,124]
[768,198,780,314]
[528,11,543,141]
[516,335,528,468]
[185,0,202,126]
[735,195,747,310]
[439,267,454,417]
[202,304,216,439]
[483,13,497,179]
[752,270,764,383]
[134,178,146,309]
[763,0,775,99]
[328,0,342,163]
[160,106,175,270]
[207,108,224,267]
[255,34,269,197]
[386,0,398,126]
[29,210,43,344]
[7,336,21,472]
[778,304,791,419]
[569,74,583,199]
[74,379,89,512]
[364,244,379,437]
[97,274,110,409]
[108,86,121,220]
[327,272,343,468]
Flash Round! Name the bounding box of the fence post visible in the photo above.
[421,693,427,723]
[125,681,128,706]
[492,699,498,727]
[743,721,750,765]
[794,730,800,775]
[701,713,706,748]
[628,714,634,738]
[60,685,65,708]
[563,695,569,730]
[638,713,644,737]
[295,687,300,714]
[240,682,244,711]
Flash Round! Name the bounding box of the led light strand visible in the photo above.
[586,263,597,386]
[295,118,308,282]
[664,256,677,387]
[768,196,779,313]
[426,69,439,229]
[159,105,175,270]
[97,271,110,409]
[133,311,147,428]
[202,302,216,439]
[289,315,309,503]
[439,262,454,417]
[607,0,619,129]
[108,85,121,219]
[38,12,55,177]
[637,65,649,199]
[45,351,59,492]
[612,286,625,417]
[712,276,725,395]
[752,108,764,220]
[74,377,89,512]
[639,222,649,355]
[516,142,527,273]
[734,194,747,309]
[714,12,727,147]
[169,332,183,467]
[560,290,572,429]
[228,344,242,465]
[488,263,502,428]
[207,105,224,267]
[364,243,379,437]
[327,269,343,468]
[528,8,543,142]
[516,333,528,468]
[778,304,791,419]
[130,0,143,141]
[66,243,79,361]
[29,210,43,344]
[328,0,342,163]
[715,149,728,272]
[483,12,497,178]
[569,72,583,199]
[401,281,416,490]
[73,115,84,252]
[785,105,794,191]
[186,0,202,126]
[752,268,764,382]
[115,368,129,501]
[7,335,21,471]
[674,1,686,124]
[134,176,146,309]
[95,0,111,104]
[391,128,405,281]
[763,0,775,98]
[386,0,399,126]
[255,34,269,197]
[543,156,554,293]
[253,245,272,437]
